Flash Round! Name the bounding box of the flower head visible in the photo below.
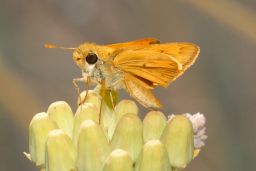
[25,90,207,171]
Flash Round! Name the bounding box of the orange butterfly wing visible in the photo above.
[107,38,160,50]
[112,42,200,109]
[138,43,200,75]
[124,73,162,109]
[114,50,181,87]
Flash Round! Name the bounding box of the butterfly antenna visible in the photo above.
[44,43,76,50]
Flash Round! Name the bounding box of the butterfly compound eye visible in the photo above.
[86,53,98,64]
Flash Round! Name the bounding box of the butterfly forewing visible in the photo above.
[113,51,180,87]
[138,43,200,71]
[107,38,160,50]
[112,42,199,109]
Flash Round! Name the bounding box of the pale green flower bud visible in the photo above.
[98,106,118,144]
[76,120,110,171]
[143,111,167,142]
[78,90,101,109]
[108,100,138,140]
[47,101,74,138]
[45,129,76,171]
[100,90,118,134]
[135,140,171,171]
[161,115,194,169]
[103,149,133,171]
[73,103,100,146]
[115,100,138,119]
[29,112,58,166]
[110,113,143,162]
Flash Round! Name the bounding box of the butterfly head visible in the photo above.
[72,43,100,71]
[44,42,113,79]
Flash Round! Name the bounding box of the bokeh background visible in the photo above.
[0,0,255,170]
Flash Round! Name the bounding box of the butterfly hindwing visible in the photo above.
[124,73,162,109]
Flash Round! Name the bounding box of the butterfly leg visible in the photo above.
[84,76,91,104]
[73,77,91,106]
[73,78,84,105]
[99,79,106,124]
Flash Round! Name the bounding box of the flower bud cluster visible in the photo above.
[25,90,206,171]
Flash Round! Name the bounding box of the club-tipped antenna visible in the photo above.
[44,43,76,50]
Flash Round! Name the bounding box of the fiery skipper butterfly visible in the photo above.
[45,38,200,109]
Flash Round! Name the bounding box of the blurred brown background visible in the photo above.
[0,0,255,170]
